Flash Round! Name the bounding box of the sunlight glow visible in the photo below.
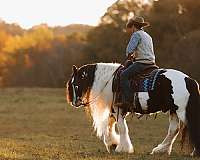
[0,0,117,29]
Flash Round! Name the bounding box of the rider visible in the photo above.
[119,16,156,107]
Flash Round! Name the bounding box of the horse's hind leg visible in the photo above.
[103,115,120,152]
[151,112,179,155]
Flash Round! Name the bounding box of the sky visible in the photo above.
[0,0,117,29]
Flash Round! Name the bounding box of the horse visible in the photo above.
[66,62,200,156]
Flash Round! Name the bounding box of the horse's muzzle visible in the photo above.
[72,98,83,108]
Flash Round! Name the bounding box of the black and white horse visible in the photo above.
[66,63,200,156]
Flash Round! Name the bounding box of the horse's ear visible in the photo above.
[72,65,78,74]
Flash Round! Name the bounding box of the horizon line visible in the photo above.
[0,18,98,30]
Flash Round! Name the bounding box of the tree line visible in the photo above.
[0,0,199,87]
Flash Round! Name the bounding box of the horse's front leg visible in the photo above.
[103,115,120,152]
[113,108,134,153]
[151,112,179,155]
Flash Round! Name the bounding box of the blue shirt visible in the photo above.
[126,30,155,64]
[126,32,141,57]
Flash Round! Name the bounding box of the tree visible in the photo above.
[146,0,200,81]
[0,25,89,87]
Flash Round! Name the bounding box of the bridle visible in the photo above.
[69,63,127,122]
[71,69,117,107]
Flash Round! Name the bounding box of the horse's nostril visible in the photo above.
[76,99,82,105]
[72,98,82,108]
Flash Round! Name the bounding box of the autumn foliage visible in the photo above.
[0,23,90,87]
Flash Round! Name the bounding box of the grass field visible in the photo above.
[0,88,198,160]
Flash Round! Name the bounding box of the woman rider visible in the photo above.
[119,16,156,107]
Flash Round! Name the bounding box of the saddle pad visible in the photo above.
[131,69,164,92]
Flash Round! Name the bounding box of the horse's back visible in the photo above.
[162,69,189,81]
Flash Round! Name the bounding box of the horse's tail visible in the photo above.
[185,77,200,155]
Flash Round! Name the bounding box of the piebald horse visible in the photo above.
[66,63,200,156]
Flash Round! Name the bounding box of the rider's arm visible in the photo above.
[126,32,141,58]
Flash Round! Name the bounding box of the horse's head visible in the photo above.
[66,64,96,108]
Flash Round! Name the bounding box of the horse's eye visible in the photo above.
[75,86,79,90]
[81,72,88,79]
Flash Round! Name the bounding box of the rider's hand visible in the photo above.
[127,53,132,60]
[127,53,136,60]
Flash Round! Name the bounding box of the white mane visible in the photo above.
[88,63,120,138]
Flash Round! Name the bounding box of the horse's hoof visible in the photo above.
[110,144,117,150]
[191,149,200,157]
[105,145,110,153]
[115,145,122,153]
[105,144,118,153]
[115,144,134,153]
[151,145,170,155]
[129,147,134,153]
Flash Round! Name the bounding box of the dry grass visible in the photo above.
[0,88,198,160]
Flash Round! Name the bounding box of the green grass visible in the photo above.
[0,88,198,160]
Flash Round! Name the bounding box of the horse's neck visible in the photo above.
[91,63,120,95]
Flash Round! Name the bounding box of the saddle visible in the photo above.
[112,61,161,114]
[112,61,160,93]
